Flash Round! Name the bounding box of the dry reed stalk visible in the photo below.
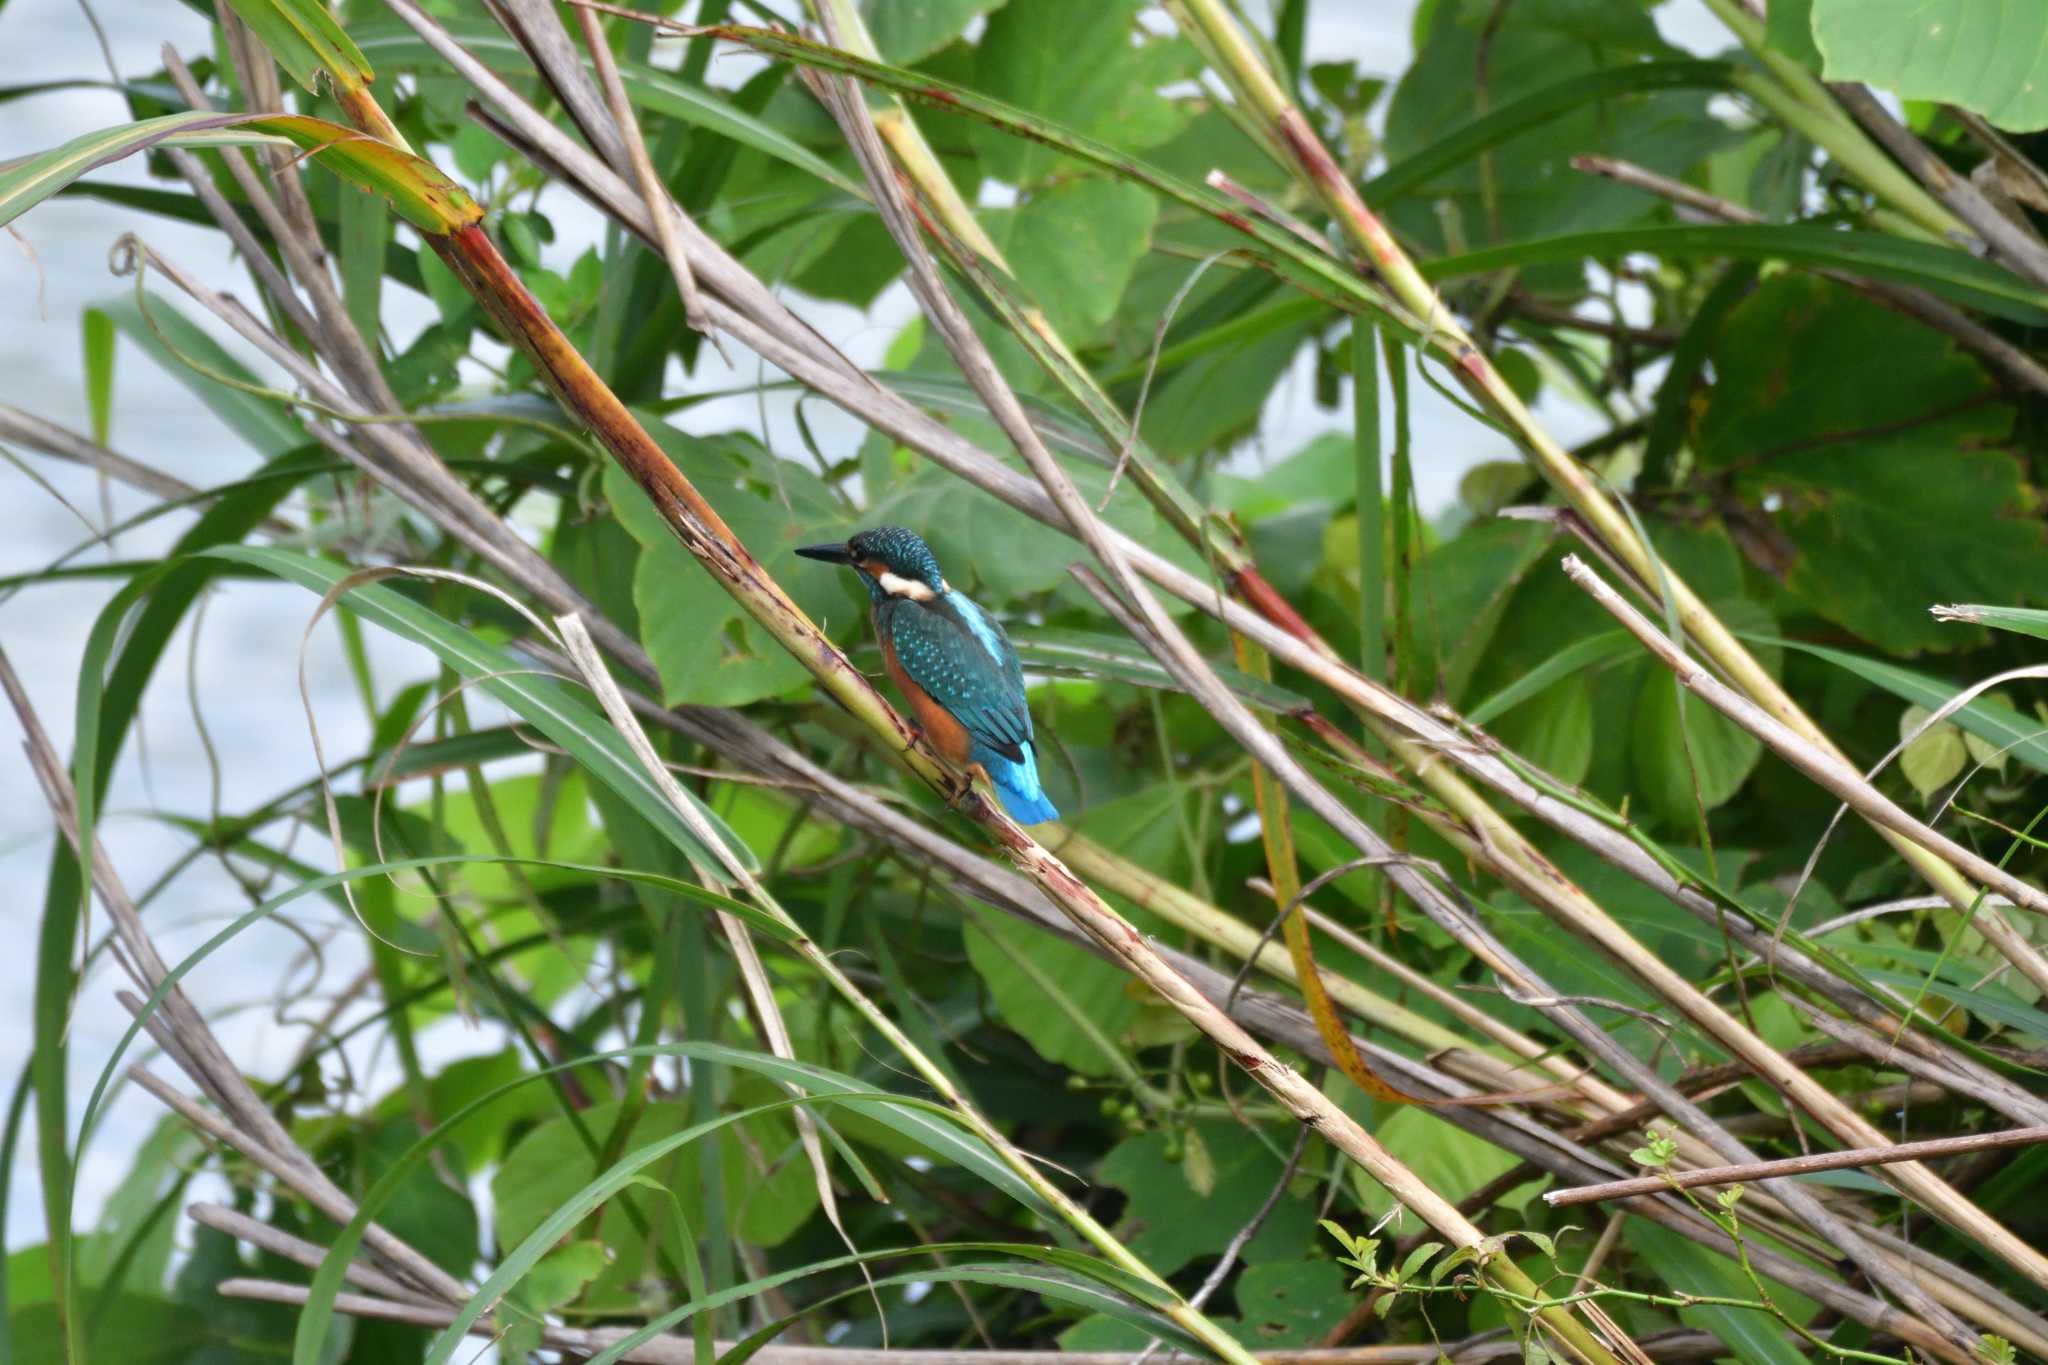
[208,1278,1747,1364]
[1548,1126,2048,1207]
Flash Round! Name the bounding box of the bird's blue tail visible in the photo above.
[977,744,1059,824]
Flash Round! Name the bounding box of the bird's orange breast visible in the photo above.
[879,621,973,764]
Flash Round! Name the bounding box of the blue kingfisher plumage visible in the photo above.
[797,526,1059,825]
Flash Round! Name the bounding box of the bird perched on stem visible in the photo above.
[798,526,1059,825]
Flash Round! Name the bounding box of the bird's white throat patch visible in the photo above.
[876,570,939,601]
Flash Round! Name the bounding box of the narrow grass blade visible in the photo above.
[1932,603,2048,642]
[1426,224,2048,325]
[206,544,755,874]
[1763,636,2048,775]
[1353,320,1383,679]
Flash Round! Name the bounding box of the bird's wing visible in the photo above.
[888,601,1032,763]
[950,592,1029,702]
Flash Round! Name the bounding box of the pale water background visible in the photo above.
[1,0,1724,1257]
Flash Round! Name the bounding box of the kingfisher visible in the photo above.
[797,526,1059,825]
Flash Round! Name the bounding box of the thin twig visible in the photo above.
[1570,153,2048,396]
[0,402,278,520]
[571,0,716,342]
[1827,81,2048,288]
[206,1279,1743,1364]
[1561,555,2048,963]
[1547,1126,2048,1208]
[1129,1126,1314,1365]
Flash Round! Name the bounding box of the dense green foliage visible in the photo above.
[8,1,2048,1363]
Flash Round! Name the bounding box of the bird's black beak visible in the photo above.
[795,542,855,567]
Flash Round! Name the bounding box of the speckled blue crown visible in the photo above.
[848,525,943,586]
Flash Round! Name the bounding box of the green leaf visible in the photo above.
[9,1293,214,1365]
[1494,674,1596,788]
[0,113,260,228]
[984,179,1157,345]
[863,0,1009,64]
[604,436,846,707]
[1846,962,2048,1044]
[439,1097,804,1363]
[499,1240,609,1360]
[1219,1260,1353,1348]
[1631,678,1762,828]
[72,1116,191,1301]
[242,113,482,232]
[493,1100,815,1312]
[1934,603,2048,641]
[361,1118,478,1279]
[1384,3,1722,278]
[1813,0,2048,132]
[0,112,478,234]
[1343,1105,1528,1227]
[1215,432,1358,519]
[95,291,308,458]
[1098,1123,1315,1275]
[1899,705,1968,797]
[1702,276,2043,653]
[340,183,387,349]
[221,0,373,94]
[1370,60,1733,206]
[1466,630,1635,725]
[1413,520,1556,706]
[963,911,1139,1076]
[81,308,114,447]
[970,0,1194,186]
[1138,311,1314,459]
[1763,0,1821,69]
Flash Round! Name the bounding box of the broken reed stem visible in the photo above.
[1548,1126,2048,1208]
[571,0,711,336]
